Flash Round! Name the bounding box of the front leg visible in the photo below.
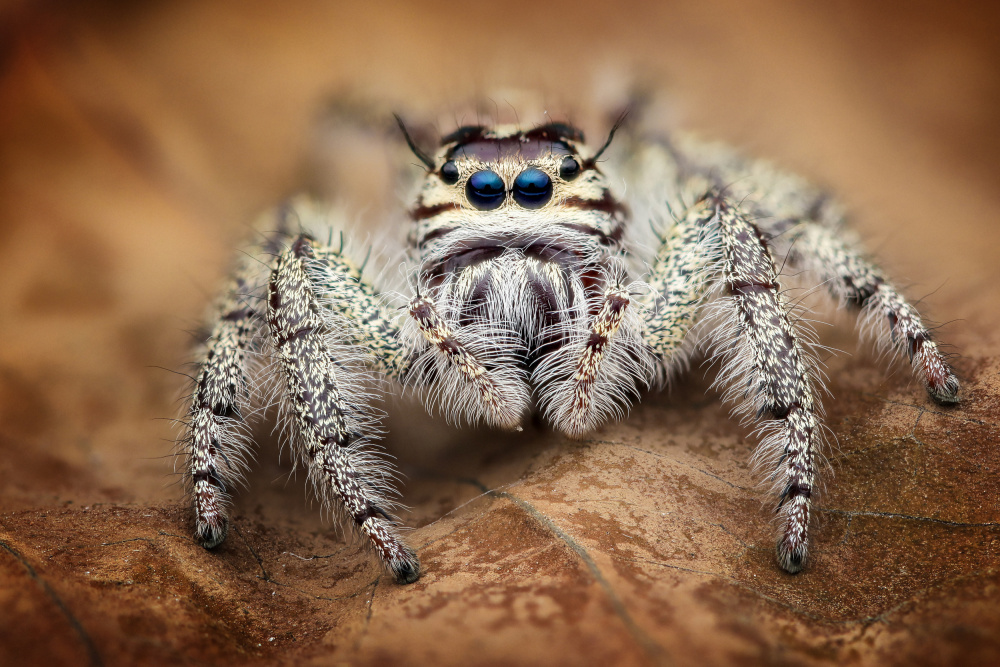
[536,198,721,437]
[268,235,419,584]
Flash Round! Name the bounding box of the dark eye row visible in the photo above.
[440,157,581,211]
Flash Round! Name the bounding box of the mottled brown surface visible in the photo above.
[1,2,999,665]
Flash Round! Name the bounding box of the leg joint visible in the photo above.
[353,503,392,526]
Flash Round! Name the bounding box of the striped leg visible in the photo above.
[708,196,822,573]
[309,244,410,378]
[185,240,273,549]
[789,223,960,404]
[268,236,419,584]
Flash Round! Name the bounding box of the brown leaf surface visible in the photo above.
[1,2,999,665]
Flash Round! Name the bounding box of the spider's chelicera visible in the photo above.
[180,112,960,584]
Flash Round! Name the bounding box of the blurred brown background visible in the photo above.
[1,1,999,665]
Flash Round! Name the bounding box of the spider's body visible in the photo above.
[406,121,652,437]
[180,110,959,585]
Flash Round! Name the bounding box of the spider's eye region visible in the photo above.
[512,168,552,209]
[440,160,459,185]
[466,170,505,210]
[559,157,581,181]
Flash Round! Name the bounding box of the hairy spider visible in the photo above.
[179,106,959,585]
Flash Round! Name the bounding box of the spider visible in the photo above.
[179,104,960,585]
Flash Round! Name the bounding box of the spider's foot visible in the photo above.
[390,548,421,585]
[913,338,960,405]
[927,373,961,406]
[195,515,230,549]
[776,539,807,574]
[361,516,421,584]
[929,385,960,406]
[776,494,809,574]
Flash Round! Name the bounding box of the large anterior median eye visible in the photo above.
[512,168,552,209]
[466,170,505,210]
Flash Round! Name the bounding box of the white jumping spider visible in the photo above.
[180,103,959,584]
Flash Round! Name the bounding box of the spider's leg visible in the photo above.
[308,243,409,379]
[268,236,419,584]
[184,230,285,549]
[788,223,960,404]
[639,196,722,372]
[708,195,823,573]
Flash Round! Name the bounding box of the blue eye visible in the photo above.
[512,168,552,209]
[466,170,505,210]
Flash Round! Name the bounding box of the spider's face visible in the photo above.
[408,122,628,266]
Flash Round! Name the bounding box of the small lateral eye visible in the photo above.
[440,160,459,185]
[512,168,552,209]
[466,170,505,210]
[559,157,581,181]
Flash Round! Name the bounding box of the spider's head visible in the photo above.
[400,119,628,260]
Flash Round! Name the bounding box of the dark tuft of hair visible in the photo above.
[523,122,585,144]
[440,125,487,147]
